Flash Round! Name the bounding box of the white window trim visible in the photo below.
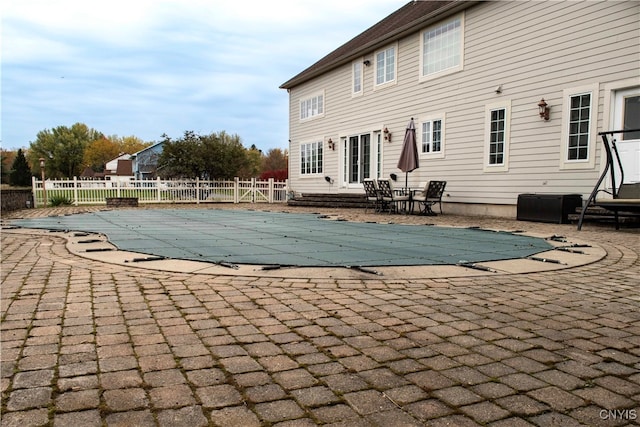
[419,12,465,83]
[373,43,398,90]
[299,140,324,177]
[299,91,325,122]
[418,114,446,159]
[560,84,599,170]
[483,100,511,172]
[352,59,363,97]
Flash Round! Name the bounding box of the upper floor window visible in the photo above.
[421,118,443,154]
[375,45,396,86]
[352,61,362,95]
[300,92,324,121]
[300,141,323,175]
[420,14,464,81]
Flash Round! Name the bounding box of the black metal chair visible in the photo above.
[377,179,410,214]
[363,179,380,213]
[413,181,446,215]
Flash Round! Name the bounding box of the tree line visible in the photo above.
[1,123,288,187]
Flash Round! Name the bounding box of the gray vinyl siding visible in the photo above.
[286,0,640,205]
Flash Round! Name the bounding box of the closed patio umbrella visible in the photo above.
[396,118,419,192]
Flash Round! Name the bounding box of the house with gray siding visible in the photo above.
[280,0,640,217]
[131,141,164,180]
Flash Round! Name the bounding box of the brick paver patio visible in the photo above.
[1,205,639,426]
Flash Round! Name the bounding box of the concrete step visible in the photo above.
[569,205,640,225]
[287,193,368,209]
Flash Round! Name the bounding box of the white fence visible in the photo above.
[32,177,289,207]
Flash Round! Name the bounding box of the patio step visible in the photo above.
[569,205,640,226]
[287,193,368,209]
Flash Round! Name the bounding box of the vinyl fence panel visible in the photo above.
[33,177,288,207]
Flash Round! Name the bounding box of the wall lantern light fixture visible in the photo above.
[538,98,550,121]
[327,138,335,150]
[383,127,391,142]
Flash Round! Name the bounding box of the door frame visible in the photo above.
[339,130,383,189]
[613,86,640,183]
[602,78,640,188]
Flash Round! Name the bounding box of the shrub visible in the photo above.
[260,169,288,181]
[48,194,73,207]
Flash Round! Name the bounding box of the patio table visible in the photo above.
[394,188,423,214]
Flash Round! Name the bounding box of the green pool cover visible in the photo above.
[11,209,552,267]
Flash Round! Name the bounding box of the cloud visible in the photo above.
[1,0,402,152]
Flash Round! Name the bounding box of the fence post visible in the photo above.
[268,178,274,203]
[73,177,79,206]
[251,178,256,203]
[196,177,200,204]
[234,177,239,203]
[32,176,39,208]
[157,177,161,202]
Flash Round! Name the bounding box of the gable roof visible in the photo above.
[280,0,477,90]
[115,159,133,176]
[81,167,96,178]
[107,153,132,163]
[131,141,164,158]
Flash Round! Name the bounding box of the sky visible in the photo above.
[2,0,403,153]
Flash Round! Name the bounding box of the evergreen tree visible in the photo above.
[9,149,33,187]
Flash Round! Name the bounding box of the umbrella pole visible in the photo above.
[405,172,410,214]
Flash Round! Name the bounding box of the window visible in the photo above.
[489,109,506,165]
[567,93,591,161]
[622,94,640,140]
[420,14,464,81]
[352,61,362,95]
[484,101,510,172]
[375,45,396,86]
[421,119,443,154]
[560,84,598,169]
[300,141,323,175]
[300,92,324,120]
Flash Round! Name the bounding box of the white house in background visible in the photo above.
[104,154,132,175]
[280,0,640,217]
[104,154,134,184]
[80,153,134,183]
